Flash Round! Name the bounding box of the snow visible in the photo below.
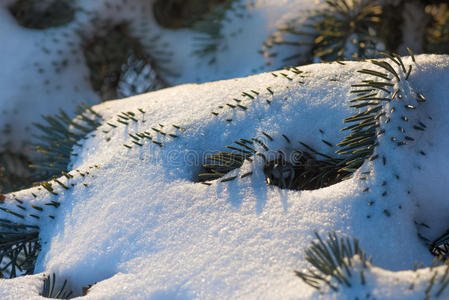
[2,0,449,299]
[0,0,317,152]
[0,52,449,299]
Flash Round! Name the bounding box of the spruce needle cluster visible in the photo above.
[0,219,40,278]
[295,231,369,291]
[31,103,102,180]
[82,22,169,101]
[263,0,381,64]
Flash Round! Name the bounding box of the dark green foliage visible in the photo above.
[263,0,449,66]
[153,0,229,29]
[197,136,350,190]
[264,0,382,64]
[263,143,350,190]
[198,138,252,181]
[0,152,36,194]
[425,3,449,54]
[262,20,314,65]
[296,233,449,298]
[30,103,102,180]
[430,230,449,260]
[423,263,449,299]
[41,273,73,299]
[82,22,168,101]
[121,121,183,149]
[308,0,382,61]
[191,0,247,64]
[153,0,449,65]
[8,0,74,29]
[295,231,369,291]
[0,219,40,278]
[376,2,404,53]
[3,103,104,195]
[336,53,416,175]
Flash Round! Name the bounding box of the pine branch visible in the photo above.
[336,51,422,176]
[263,0,382,64]
[197,134,349,190]
[191,0,249,64]
[0,152,36,194]
[30,103,103,181]
[82,22,170,101]
[0,219,40,278]
[295,231,369,292]
[41,273,73,299]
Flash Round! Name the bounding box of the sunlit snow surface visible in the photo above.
[0,54,448,299]
[2,0,449,299]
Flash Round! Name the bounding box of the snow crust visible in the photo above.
[1,54,448,299]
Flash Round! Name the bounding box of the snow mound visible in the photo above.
[1,54,449,299]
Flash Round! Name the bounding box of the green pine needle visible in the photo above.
[264,0,382,63]
[41,273,73,299]
[82,22,170,101]
[31,104,103,182]
[0,219,40,278]
[295,231,368,292]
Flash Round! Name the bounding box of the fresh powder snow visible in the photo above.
[1,54,449,299]
[1,0,449,299]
